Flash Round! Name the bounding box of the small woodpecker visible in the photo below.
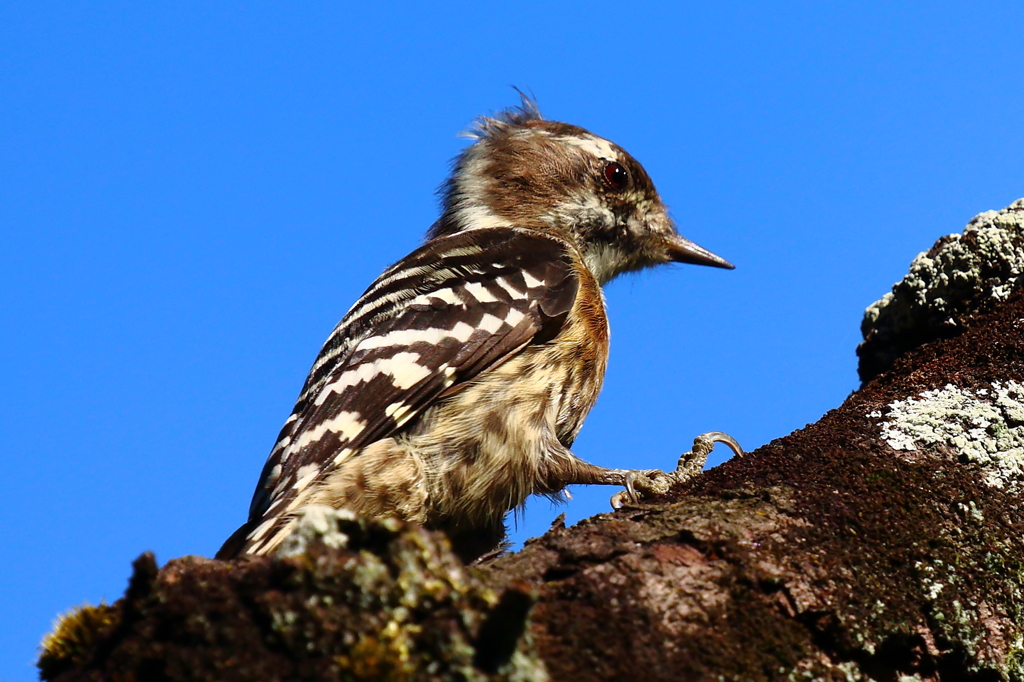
[218,97,740,562]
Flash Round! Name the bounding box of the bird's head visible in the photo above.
[431,98,733,284]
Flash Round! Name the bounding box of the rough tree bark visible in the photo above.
[39,200,1024,681]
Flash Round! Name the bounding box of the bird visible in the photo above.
[217,97,738,563]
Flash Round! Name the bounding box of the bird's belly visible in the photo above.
[397,348,581,525]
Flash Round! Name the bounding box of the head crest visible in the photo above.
[465,89,543,140]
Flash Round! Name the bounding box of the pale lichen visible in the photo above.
[863,199,1024,332]
[268,506,549,681]
[277,505,361,557]
[873,381,1024,489]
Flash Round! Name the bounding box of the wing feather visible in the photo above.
[224,228,579,556]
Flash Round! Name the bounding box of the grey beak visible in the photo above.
[665,233,735,269]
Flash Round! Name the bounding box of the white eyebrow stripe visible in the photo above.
[557,134,619,160]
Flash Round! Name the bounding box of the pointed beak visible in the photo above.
[665,233,735,269]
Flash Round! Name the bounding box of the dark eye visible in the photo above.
[603,161,629,190]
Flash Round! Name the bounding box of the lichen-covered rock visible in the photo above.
[858,198,1024,382]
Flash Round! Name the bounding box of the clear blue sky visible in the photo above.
[2,2,1022,678]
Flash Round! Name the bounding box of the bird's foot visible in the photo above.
[674,430,744,481]
[610,431,744,509]
[609,468,680,509]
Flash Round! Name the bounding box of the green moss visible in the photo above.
[334,621,418,681]
[37,601,120,680]
[257,509,545,680]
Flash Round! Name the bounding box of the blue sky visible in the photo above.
[2,2,1022,678]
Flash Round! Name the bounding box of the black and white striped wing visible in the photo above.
[239,228,578,553]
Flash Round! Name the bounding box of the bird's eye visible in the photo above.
[603,161,629,190]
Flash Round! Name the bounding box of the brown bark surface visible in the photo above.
[487,287,1024,680]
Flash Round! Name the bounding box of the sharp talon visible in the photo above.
[696,431,744,458]
[676,431,744,480]
[610,491,627,510]
[624,471,638,503]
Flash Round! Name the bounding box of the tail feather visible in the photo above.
[215,522,253,560]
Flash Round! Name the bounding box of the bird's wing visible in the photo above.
[236,227,579,553]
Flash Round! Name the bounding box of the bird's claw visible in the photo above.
[674,431,745,481]
[610,469,675,509]
[610,489,630,510]
[625,470,638,501]
[610,471,641,509]
[610,431,744,510]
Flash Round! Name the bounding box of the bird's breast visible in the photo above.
[549,259,609,444]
